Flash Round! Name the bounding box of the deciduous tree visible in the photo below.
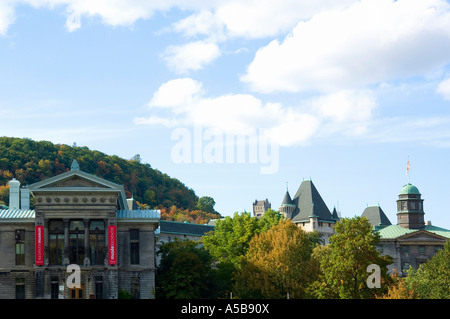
[234,220,320,299]
[311,216,393,299]
[405,241,450,299]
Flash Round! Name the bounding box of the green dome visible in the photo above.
[400,183,420,195]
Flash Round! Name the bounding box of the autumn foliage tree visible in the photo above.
[159,204,221,224]
[233,220,321,299]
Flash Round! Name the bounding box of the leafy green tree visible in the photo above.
[202,211,283,267]
[156,240,215,299]
[311,216,393,299]
[234,220,320,299]
[405,241,450,299]
[196,196,217,214]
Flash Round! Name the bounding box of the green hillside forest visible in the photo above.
[0,137,220,223]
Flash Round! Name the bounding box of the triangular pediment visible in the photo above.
[397,229,447,242]
[27,164,129,210]
[41,175,107,189]
[29,169,121,191]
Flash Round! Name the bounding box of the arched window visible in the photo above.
[90,220,105,265]
[69,220,85,265]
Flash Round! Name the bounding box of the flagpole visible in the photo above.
[406,156,410,183]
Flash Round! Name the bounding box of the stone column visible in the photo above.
[84,218,90,266]
[43,218,49,266]
[63,219,70,266]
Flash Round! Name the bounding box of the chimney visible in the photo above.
[21,187,30,210]
[8,178,20,210]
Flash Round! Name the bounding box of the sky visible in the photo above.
[1,0,450,228]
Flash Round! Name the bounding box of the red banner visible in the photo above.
[35,225,44,266]
[108,225,117,265]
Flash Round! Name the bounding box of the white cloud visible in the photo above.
[312,90,376,123]
[242,0,450,93]
[0,1,15,36]
[148,77,203,110]
[136,78,378,146]
[162,40,221,73]
[172,10,221,39]
[170,0,354,40]
[437,77,450,100]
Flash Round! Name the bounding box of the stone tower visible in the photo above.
[396,183,425,229]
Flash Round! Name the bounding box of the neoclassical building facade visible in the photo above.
[0,160,160,299]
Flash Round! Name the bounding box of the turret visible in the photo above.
[279,190,295,219]
[396,183,425,229]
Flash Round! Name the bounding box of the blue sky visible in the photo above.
[1,0,450,228]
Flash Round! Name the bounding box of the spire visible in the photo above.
[281,189,293,206]
[71,159,80,171]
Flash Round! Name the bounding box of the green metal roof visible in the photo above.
[0,209,35,219]
[376,225,416,239]
[117,209,160,219]
[376,224,450,239]
[399,183,420,195]
[159,220,215,237]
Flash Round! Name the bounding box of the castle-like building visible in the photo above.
[279,179,339,245]
[252,199,271,218]
[0,160,160,299]
[278,179,450,274]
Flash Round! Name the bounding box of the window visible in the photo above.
[51,277,59,299]
[95,276,103,299]
[49,220,64,265]
[410,201,416,210]
[418,246,426,254]
[70,284,84,299]
[130,229,139,265]
[401,201,406,210]
[402,262,411,272]
[401,246,409,254]
[90,220,105,265]
[15,278,25,299]
[435,245,443,252]
[69,220,85,265]
[15,230,25,265]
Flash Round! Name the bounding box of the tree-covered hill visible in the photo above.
[0,136,200,211]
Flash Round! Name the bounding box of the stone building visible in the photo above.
[252,199,271,218]
[363,183,450,275]
[0,160,160,299]
[279,179,339,244]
